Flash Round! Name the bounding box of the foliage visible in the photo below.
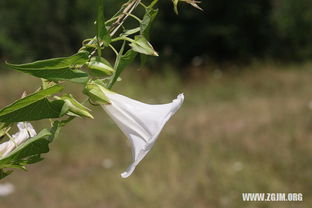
[272,0,312,60]
[0,85,64,122]
[0,0,197,179]
[1,0,312,66]
[153,0,273,64]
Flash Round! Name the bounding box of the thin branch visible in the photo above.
[88,0,141,58]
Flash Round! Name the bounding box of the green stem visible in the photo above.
[60,116,75,126]
[5,132,17,147]
[87,0,141,58]
[149,0,159,8]
[105,16,119,25]
[109,44,119,56]
[96,0,104,57]
[139,2,147,8]
[126,13,142,23]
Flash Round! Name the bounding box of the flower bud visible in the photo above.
[58,94,94,119]
[130,35,159,56]
[87,57,115,77]
[83,82,111,105]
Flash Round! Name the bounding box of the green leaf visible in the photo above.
[23,69,89,84]
[129,35,158,56]
[0,121,64,179]
[97,0,111,47]
[0,169,12,180]
[139,7,158,67]
[6,52,89,83]
[0,85,65,122]
[123,27,141,36]
[108,43,137,89]
[140,8,158,38]
[0,85,63,116]
[47,121,63,143]
[0,99,65,122]
[6,53,88,70]
[0,129,51,168]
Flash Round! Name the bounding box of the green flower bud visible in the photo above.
[57,94,94,119]
[129,35,159,56]
[87,57,115,77]
[83,82,111,105]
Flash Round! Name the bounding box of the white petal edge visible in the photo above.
[102,93,184,178]
[0,122,37,159]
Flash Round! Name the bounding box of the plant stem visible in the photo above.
[88,0,141,59]
[5,133,17,147]
[109,44,119,56]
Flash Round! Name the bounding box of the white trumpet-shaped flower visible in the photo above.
[101,90,184,178]
[0,122,36,159]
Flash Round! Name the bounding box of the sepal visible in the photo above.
[56,94,94,119]
[130,35,158,56]
[83,82,111,104]
[87,57,115,77]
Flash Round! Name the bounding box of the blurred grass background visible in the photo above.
[0,65,312,207]
[0,0,312,207]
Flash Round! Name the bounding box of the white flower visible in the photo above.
[0,122,36,159]
[101,91,184,178]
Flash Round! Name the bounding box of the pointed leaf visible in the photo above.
[47,121,63,143]
[139,8,158,67]
[6,53,89,83]
[0,121,64,179]
[21,69,89,84]
[0,129,51,167]
[140,8,158,38]
[108,44,137,89]
[0,85,65,122]
[97,0,111,46]
[0,99,65,122]
[6,53,88,70]
[124,27,141,36]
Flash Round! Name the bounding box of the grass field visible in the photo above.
[0,63,311,208]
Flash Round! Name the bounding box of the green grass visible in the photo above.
[0,64,311,208]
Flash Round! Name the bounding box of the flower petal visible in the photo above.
[25,122,37,137]
[0,122,36,158]
[102,93,184,178]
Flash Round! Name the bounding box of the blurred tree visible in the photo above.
[272,0,312,60]
[152,0,273,65]
[0,0,311,67]
[0,0,98,62]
